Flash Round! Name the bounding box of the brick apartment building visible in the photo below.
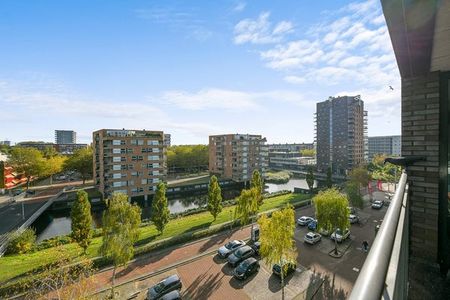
[209,134,268,182]
[93,129,167,199]
[315,95,368,175]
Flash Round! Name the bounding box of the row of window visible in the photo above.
[113,178,160,188]
[112,155,161,162]
[112,139,161,146]
[112,163,161,171]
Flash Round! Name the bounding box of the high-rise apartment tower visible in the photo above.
[315,96,368,175]
[55,130,76,144]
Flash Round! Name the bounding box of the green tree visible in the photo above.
[41,146,58,159]
[42,155,66,185]
[313,188,349,255]
[64,147,93,184]
[251,170,264,207]
[300,148,315,157]
[71,190,93,253]
[99,193,141,298]
[207,175,222,221]
[346,181,363,209]
[235,188,258,229]
[167,145,209,173]
[349,166,371,189]
[258,206,296,300]
[151,182,170,234]
[326,166,332,188]
[6,228,36,254]
[306,166,315,192]
[8,147,45,189]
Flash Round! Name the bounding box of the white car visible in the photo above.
[297,216,314,226]
[349,214,359,224]
[372,200,384,209]
[304,232,322,245]
[330,229,350,243]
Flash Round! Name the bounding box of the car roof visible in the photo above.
[242,257,257,264]
[160,290,180,300]
[163,274,180,285]
[239,245,252,251]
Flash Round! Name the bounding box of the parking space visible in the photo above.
[99,191,390,300]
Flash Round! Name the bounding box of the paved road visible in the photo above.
[93,191,390,300]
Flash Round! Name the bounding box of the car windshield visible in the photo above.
[225,241,235,249]
[306,233,314,238]
[237,261,250,272]
[335,229,342,235]
[154,282,165,293]
[235,249,244,257]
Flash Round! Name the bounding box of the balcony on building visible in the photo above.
[349,1,450,299]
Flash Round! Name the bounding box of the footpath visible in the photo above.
[90,226,252,297]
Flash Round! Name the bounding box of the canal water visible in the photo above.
[34,178,310,242]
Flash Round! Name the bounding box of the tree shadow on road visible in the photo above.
[198,227,240,253]
[267,272,295,293]
[182,267,224,299]
[304,269,348,300]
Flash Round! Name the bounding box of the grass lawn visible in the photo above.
[0,193,309,283]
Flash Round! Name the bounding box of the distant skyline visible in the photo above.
[1,0,400,145]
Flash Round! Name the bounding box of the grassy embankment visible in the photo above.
[0,192,309,283]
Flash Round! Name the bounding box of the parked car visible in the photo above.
[250,241,260,256]
[319,228,331,236]
[349,214,359,224]
[228,245,255,267]
[307,219,317,231]
[297,216,314,226]
[160,290,181,300]
[272,260,297,278]
[304,232,322,245]
[348,207,356,214]
[372,200,384,209]
[217,240,246,258]
[233,257,260,280]
[147,274,182,300]
[12,189,23,196]
[330,229,350,243]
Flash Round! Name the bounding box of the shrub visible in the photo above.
[6,229,36,255]
[35,235,72,251]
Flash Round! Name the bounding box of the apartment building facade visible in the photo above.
[209,134,268,182]
[267,143,314,153]
[368,135,401,160]
[93,129,167,199]
[55,130,76,144]
[316,95,368,175]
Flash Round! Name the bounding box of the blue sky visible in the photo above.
[0,0,400,145]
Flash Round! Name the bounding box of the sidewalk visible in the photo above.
[90,226,252,296]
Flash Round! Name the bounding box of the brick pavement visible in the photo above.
[91,226,252,295]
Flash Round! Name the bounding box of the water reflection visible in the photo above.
[265,178,316,193]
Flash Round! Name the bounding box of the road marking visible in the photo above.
[352,267,360,272]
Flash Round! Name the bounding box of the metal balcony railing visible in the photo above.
[349,171,409,300]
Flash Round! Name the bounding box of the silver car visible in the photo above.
[304,232,322,245]
[217,240,246,258]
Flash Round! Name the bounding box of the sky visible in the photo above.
[0,0,401,145]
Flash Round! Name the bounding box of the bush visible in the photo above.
[6,229,36,255]
[35,235,72,251]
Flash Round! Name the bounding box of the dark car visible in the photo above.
[308,220,317,231]
[160,290,181,300]
[233,257,260,280]
[272,260,297,278]
[12,189,23,196]
[227,245,255,267]
[250,241,260,256]
[147,274,182,300]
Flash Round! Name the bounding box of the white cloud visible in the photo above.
[284,75,306,84]
[160,88,314,110]
[160,88,260,110]
[233,2,246,12]
[233,12,293,44]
